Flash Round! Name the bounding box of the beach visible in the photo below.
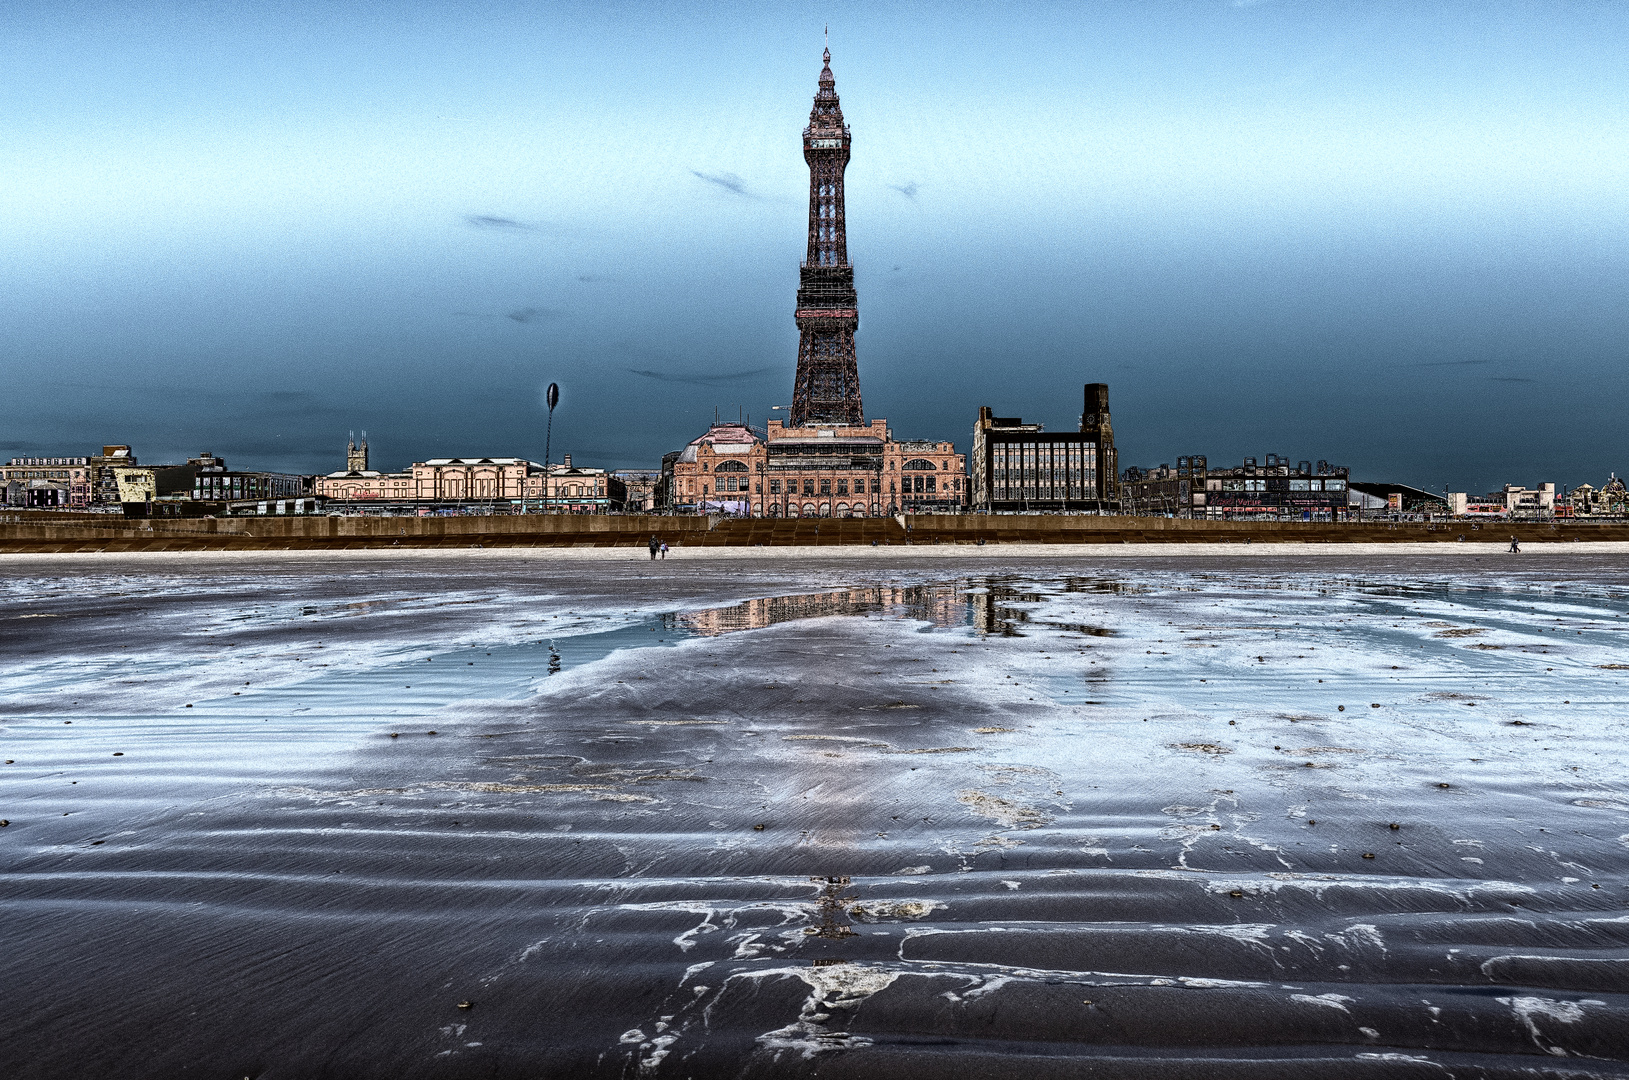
[3,551,1627,1077]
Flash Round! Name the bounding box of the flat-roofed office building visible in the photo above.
[971,384,1119,513]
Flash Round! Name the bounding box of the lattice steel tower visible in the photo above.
[790,48,863,427]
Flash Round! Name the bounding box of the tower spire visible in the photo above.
[789,47,862,427]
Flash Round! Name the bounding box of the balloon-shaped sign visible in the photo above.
[546,383,559,411]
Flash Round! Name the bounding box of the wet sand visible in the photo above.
[3,552,1627,1077]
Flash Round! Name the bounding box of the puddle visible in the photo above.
[669,580,1116,640]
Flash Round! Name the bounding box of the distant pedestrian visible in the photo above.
[660,542,669,560]
[1509,536,1521,554]
[648,535,659,560]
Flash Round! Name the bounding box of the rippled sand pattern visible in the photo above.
[2,551,1627,1078]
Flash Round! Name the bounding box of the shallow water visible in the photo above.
[2,553,1627,1078]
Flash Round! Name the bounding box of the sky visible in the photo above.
[3,0,1626,494]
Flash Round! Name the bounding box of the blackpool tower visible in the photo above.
[789,48,863,427]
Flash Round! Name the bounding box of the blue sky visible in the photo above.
[2,1,1626,493]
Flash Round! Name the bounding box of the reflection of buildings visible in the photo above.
[659,51,968,519]
[673,581,1118,640]
[971,384,1120,513]
[673,585,969,636]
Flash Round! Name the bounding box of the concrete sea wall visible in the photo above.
[1,512,1626,552]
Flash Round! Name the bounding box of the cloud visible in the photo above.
[507,307,561,324]
[628,366,774,386]
[691,171,758,199]
[890,181,919,201]
[464,214,538,231]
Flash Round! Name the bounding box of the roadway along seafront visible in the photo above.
[2,551,1627,1077]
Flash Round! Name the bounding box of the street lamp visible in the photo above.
[542,382,559,515]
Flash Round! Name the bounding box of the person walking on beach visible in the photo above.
[1509,536,1521,554]
[648,535,660,560]
[660,542,668,560]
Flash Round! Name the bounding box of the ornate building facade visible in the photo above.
[315,442,619,511]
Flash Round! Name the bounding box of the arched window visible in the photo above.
[714,460,748,472]
[903,458,937,471]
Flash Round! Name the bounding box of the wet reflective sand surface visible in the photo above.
[3,552,1628,1078]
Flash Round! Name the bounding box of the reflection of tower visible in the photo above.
[790,48,863,428]
[1080,385,1118,508]
[347,432,369,472]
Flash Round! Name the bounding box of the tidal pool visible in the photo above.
[2,552,1626,1078]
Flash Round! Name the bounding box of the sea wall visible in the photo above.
[1,511,1626,553]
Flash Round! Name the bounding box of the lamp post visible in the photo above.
[542,382,559,515]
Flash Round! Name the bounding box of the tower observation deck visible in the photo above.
[790,48,863,428]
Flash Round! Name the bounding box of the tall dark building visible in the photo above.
[789,49,863,428]
[969,383,1120,513]
[1079,383,1118,505]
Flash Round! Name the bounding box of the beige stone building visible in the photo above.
[314,440,619,512]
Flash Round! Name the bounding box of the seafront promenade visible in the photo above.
[0,511,1627,553]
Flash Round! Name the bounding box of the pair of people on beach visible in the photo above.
[647,536,668,560]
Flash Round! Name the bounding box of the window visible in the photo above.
[926,477,936,493]
[714,460,748,473]
[837,480,848,496]
[770,480,781,495]
[803,479,815,496]
[902,458,937,471]
[820,479,831,495]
